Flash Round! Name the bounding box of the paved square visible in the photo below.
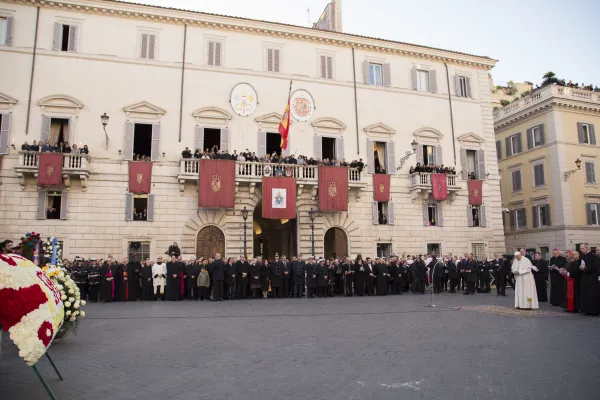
[1,292,599,400]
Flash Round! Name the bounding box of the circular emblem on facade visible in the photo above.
[290,89,315,122]
[211,175,221,192]
[230,83,258,117]
[328,181,337,197]
[263,165,272,177]
[378,183,385,193]
[285,167,294,177]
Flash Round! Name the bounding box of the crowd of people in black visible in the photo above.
[21,140,90,154]
[409,163,457,175]
[181,146,365,172]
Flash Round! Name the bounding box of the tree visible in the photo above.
[542,71,559,87]
[500,99,510,107]
[506,80,518,96]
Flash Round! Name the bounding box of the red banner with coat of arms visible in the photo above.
[468,180,483,205]
[262,177,297,219]
[128,161,153,194]
[38,153,62,186]
[431,173,448,201]
[198,160,235,208]
[319,166,348,212]
[373,174,391,201]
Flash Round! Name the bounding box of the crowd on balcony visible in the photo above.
[133,208,147,221]
[181,147,365,172]
[409,163,456,175]
[21,140,90,154]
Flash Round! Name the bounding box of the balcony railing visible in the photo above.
[408,172,460,201]
[15,151,90,189]
[178,159,365,191]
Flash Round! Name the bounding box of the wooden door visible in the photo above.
[324,227,348,259]
[196,226,225,258]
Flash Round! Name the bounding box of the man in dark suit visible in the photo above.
[291,254,305,298]
[270,253,284,298]
[464,253,477,295]
[281,255,291,298]
[235,256,249,299]
[224,257,236,300]
[210,253,225,301]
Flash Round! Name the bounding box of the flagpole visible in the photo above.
[288,80,293,99]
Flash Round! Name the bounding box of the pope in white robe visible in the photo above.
[511,251,539,309]
[152,261,167,296]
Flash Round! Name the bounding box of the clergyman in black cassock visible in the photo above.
[114,260,128,302]
[126,259,141,301]
[236,258,249,299]
[562,253,582,312]
[166,257,183,301]
[354,258,367,296]
[446,258,460,293]
[374,259,388,295]
[414,258,427,294]
[532,253,549,302]
[316,260,328,297]
[99,261,116,302]
[343,259,353,296]
[548,250,567,306]
[185,261,201,300]
[579,244,600,315]
[140,259,155,301]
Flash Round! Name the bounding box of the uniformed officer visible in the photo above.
[270,253,284,298]
[87,258,102,302]
[71,258,89,301]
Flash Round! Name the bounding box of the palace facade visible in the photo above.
[0,0,505,260]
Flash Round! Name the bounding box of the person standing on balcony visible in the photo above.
[41,140,53,152]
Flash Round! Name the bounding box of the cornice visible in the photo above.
[7,0,496,70]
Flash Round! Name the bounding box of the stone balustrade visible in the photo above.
[14,151,90,190]
[408,172,460,201]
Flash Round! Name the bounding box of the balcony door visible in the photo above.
[253,201,297,258]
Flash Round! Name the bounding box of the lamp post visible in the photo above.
[241,206,249,258]
[101,113,110,151]
[564,158,582,181]
[398,140,419,170]
[308,208,316,258]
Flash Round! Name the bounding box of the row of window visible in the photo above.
[497,122,597,160]
[510,159,596,193]
[1,17,474,95]
[508,204,552,230]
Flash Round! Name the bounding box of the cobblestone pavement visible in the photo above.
[2,291,599,400]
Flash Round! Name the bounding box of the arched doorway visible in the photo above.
[324,227,348,259]
[253,201,297,259]
[196,226,225,258]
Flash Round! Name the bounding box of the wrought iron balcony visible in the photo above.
[177,159,366,196]
[14,151,90,190]
[408,172,460,201]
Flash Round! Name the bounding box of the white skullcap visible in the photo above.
[514,251,521,256]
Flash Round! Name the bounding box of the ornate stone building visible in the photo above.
[0,0,505,260]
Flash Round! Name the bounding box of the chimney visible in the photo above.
[332,0,343,33]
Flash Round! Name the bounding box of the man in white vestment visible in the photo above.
[511,251,539,309]
[152,256,167,300]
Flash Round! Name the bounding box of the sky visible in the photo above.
[124,0,599,87]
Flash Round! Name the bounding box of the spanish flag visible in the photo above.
[278,80,292,150]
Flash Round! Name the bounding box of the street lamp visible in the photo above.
[398,140,419,170]
[308,208,316,258]
[101,113,110,151]
[241,206,249,258]
[564,158,582,181]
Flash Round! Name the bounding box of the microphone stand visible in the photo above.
[425,262,437,308]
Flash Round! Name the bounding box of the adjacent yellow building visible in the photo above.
[494,84,600,257]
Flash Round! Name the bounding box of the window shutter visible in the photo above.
[386,141,395,173]
[539,124,545,145]
[363,60,370,84]
[208,41,214,65]
[515,170,522,191]
[586,203,593,225]
[516,132,522,153]
[140,34,148,58]
[538,165,545,186]
[437,204,443,227]
[509,210,515,230]
[0,112,11,155]
[383,63,391,87]
[480,205,487,227]
[60,191,68,220]
[411,68,418,90]
[6,17,14,46]
[41,115,50,143]
[454,76,461,96]
[148,34,156,60]
[461,149,468,180]
[125,193,133,221]
[214,42,222,66]
[52,23,62,50]
[124,122,134,161]
[526,128,533,150]
[314,136,323,160]
[465,77,472,98]
[267,48,273,71]
[416,144,424,165]
[68,26,77,52]
[388,201,395,225]
[522,209,527,229]
[326,56,333,79]
[467,206,474,227]
[545,205,551,227]
[366,139,375,173]
[505,137,512,157]
[64,117,72,144]
[194,126,204,152]
[585,162,595,183]
[435,145,443,166]
[257,131,266,158]
[37,190,47,220]
[274,49,280,72]
[476,149,486,180]
[336,136,344,161]
[590,124,597,145]
[151,123,161,162]
[532,206,539,228]
[320,55,326,78]
[429,70,437,93]
[147,194,155,222]
[423,203,429,227]
[496,141,502,159]
[220,128,229,152]
[577,122,584,143]
[372,201,379,225]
